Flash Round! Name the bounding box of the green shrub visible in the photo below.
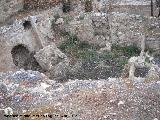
[117,58,128,67]
[58,32,100,59]
[77,50,98,60]
[99,51,115,60]
[111,44,141,57]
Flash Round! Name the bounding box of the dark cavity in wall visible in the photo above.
[23,20,32,29]
[11,44,44,72]
[85,0,93,12]
[62,0,71,13]
[134,67,149,77]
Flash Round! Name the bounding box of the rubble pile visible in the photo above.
[0,70,160,120]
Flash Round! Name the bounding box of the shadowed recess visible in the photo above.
[11,44,44,72]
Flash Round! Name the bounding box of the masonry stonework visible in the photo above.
[0,0,159,72]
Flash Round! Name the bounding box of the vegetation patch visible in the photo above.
[58,31,99,59]
[111,44,141,58]
[58,32,142,80]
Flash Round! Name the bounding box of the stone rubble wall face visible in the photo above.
[0,7,64,72]
[0,0,24,23]
[0,0,154,24]
[109,12,160,50]
[0,19,45,72]
[112,5,152,16]
[109,13,145,46]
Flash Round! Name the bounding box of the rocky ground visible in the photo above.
[0,69,160,120]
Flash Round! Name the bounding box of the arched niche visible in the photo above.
[11,44,44,72]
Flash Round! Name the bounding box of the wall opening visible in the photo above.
[85,0,93,12]
[62,0,71,13]
[11,44,44,72]
[23,20,32,29]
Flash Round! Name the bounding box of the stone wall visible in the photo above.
[0,0,24,24]
[0,7,63,72]
[63,12,110,47]
[64,11,159,50]
[0,17,40,72]
[109,12,160,50]
[109,12,145,46]
[112,5,152,16]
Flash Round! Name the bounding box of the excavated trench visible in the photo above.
[11,44,44,72]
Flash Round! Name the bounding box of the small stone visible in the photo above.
[55,18,64,24]
[4,107,13,115]
[153,118,158,120]
[118,101,125,106]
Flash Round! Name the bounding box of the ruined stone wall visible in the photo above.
[0,0,62,25]
[0,6,63,72]
[0,0,24,24]
[0,18,40,72]
[112,5,152,16]
[103,0,158,17]
[109,12,160,50]
[63,12,110,47]
[145,17,160,50]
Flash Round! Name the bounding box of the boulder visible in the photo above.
[34,44,68,70]
[55,18,64,25]
[145,65,160,82]
[34,44,70,80]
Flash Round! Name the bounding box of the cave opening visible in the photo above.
[11,44,44,72]
[23,20,32,29]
